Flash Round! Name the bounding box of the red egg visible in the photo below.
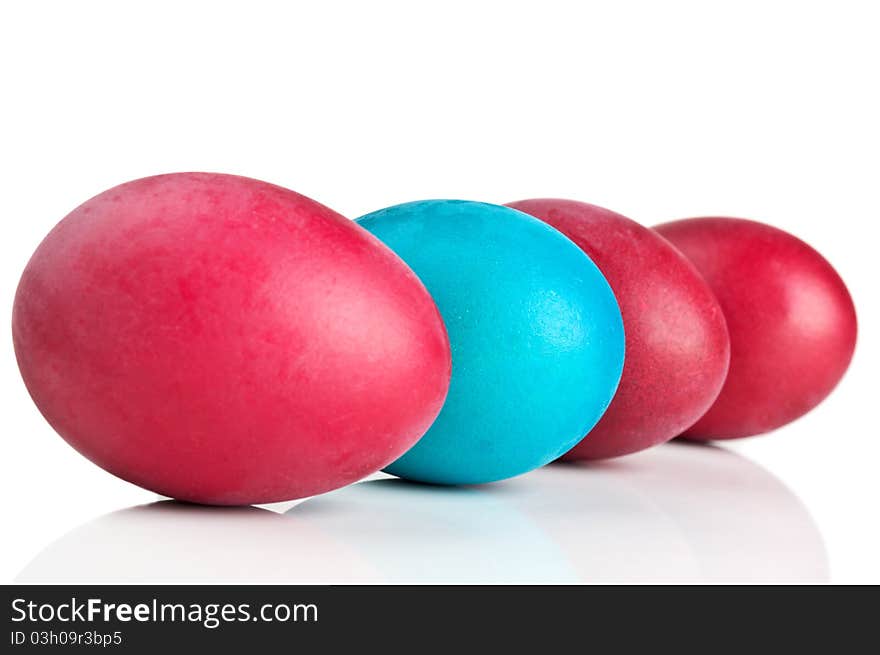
[13,173,451,504]
[507,199,730,459]
[654,217,857,439]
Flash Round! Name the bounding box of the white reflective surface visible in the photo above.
[3,0,878,586]
[17,442,827,584]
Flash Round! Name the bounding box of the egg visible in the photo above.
[356,200,624,484]
[12,173,451,504]
[507,199,730,459]
[654,217,857,439]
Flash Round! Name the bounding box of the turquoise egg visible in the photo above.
[357,200,624,484]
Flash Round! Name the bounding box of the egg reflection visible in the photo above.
[18,443,827,583]
[16,502,381,583]
[497,442,829,583]
[286,481,576,583]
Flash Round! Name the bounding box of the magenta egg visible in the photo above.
[508,199,730,459]
[13,173,451,504]
[655,217,857,439]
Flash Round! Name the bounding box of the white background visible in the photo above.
[1,1,877,583]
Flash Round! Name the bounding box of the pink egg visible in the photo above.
[655,217,857,439]
[13,173,451,504]
[508,199,730,459]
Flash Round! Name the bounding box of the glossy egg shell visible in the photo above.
[654,217,857,439]
[13,173,451,504]
[357,200,624,484]
[508,199,730,459]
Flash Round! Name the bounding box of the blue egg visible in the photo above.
[357,200,624,485]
